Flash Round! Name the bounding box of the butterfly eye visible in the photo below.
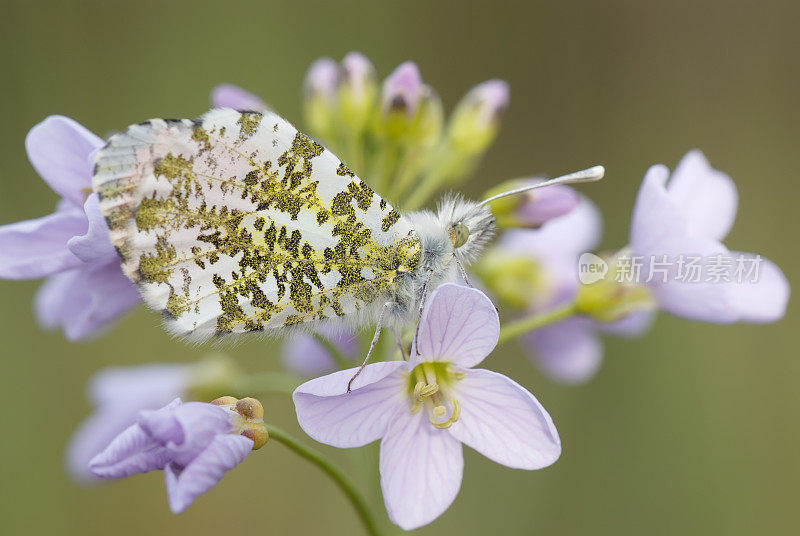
[450,222,470,248]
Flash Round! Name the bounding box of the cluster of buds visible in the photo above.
[210,395,269,449]
[301,52,507,209]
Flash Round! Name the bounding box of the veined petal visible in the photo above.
[411,284,499,368]
[88,422,170,478]
[210,84,268,111]
[25,115,103,206]
[727,252,789,323]
[165,434,253,514]
[449,369,561,469]
[293,362,407,448]
[524,318,603,384]
[66,405,143,483]
[667,150,738,242]
[380,408,463,530]
[67,194,117,263]
[0,209,86,279]
[142,402,232,467]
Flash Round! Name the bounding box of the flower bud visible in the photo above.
[337,52,377,132]
[473,248,548,309]
[303,57,340,141]
[447,79,509,154]
[304,57,340,99]
[484,179,579,229]
[235,397,264,420]
[241,423,269,450]
[382,62,424,118]
[211,396,238,406]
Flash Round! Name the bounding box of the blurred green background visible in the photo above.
[1,1,798,534]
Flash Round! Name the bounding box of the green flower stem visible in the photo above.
[497,303,577,345]
[313,334,353,370]
[229,371,300,397]
[266,424,385,536]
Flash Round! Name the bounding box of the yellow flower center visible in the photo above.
[408,361,465,429]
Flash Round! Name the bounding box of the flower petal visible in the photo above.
[164,434,253,514]
[25,115,103,206]
[523,318,603,384]
[88,363,191,407]
[380,408,463,530]
[66,194,117,263]
[449,369,561,468]
[88,422,170,478]
[727,252,789,323]
[282,326,358,376]
[142,402,232,466]
[644,235,741,323]
[501,194,603,259]
[0,209,86,279]
[210,84,268,111]
[629,164,689,257]
[293,361,407,448]
[34,261,141,341]
[412,283,499,368]
[599,309,656,338]
[667,150,738,242]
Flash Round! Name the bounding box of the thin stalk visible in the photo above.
[266,424,385,536]
[497,303,577,345]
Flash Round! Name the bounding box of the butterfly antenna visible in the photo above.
[479,165,605,206]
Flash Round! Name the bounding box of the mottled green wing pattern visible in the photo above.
[93,108,420,339]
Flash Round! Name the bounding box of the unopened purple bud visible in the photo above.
[467,79,510,126]
[515,182,579,227]
[341,52,376,96]
[382,61,423,116]
[304,57,339,99]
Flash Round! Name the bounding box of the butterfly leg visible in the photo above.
[412,269,435,358]
[347,302,392,393]
[454,255,499,312]
[454,256,474,287]
[389,326,408,361]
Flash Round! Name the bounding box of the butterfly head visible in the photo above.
[436,196,496,264]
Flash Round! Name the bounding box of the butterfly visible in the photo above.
[93,108,601,385]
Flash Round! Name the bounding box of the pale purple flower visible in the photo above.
[210,84,268,111]
[304,57,340,98]
[293,284,560,530]
[0,116,140,340]
[382,61,424,116]
[281,326,359,376]
[90,398,258,514]
[66,363,193,483]
[500,196,653,384]
[630,150,789,323]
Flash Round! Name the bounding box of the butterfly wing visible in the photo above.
[93,108,420,340]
